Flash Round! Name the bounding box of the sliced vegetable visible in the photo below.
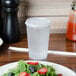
[37,67,47,75]
[27,62,38,65]
[57,74,62,76]
[27,73,31,76]
[19,72,30,76]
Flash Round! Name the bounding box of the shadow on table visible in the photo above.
[0,43,9,54]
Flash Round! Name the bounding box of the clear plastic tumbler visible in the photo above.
[25,17,50,60]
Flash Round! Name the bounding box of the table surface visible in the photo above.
[0,34,76,73]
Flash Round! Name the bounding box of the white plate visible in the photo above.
[0,61,76,76]
[0,38,3,46]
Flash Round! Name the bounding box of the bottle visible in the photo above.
[2,0,20,43]
[66,1,76,41]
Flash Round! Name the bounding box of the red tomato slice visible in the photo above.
[27,62,38,65]
[37,67,47,75]
[57,74,62,76]
[19,72,30,76]
[27,73,31,76]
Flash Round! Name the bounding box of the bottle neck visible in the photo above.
[69,10,76,23]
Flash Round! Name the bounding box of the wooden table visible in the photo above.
[0,34,76,73]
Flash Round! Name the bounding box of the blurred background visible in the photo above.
[18,0,74,34]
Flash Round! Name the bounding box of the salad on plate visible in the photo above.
[3,60,62,76]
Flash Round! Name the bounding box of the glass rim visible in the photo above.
[25,17,50,28]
